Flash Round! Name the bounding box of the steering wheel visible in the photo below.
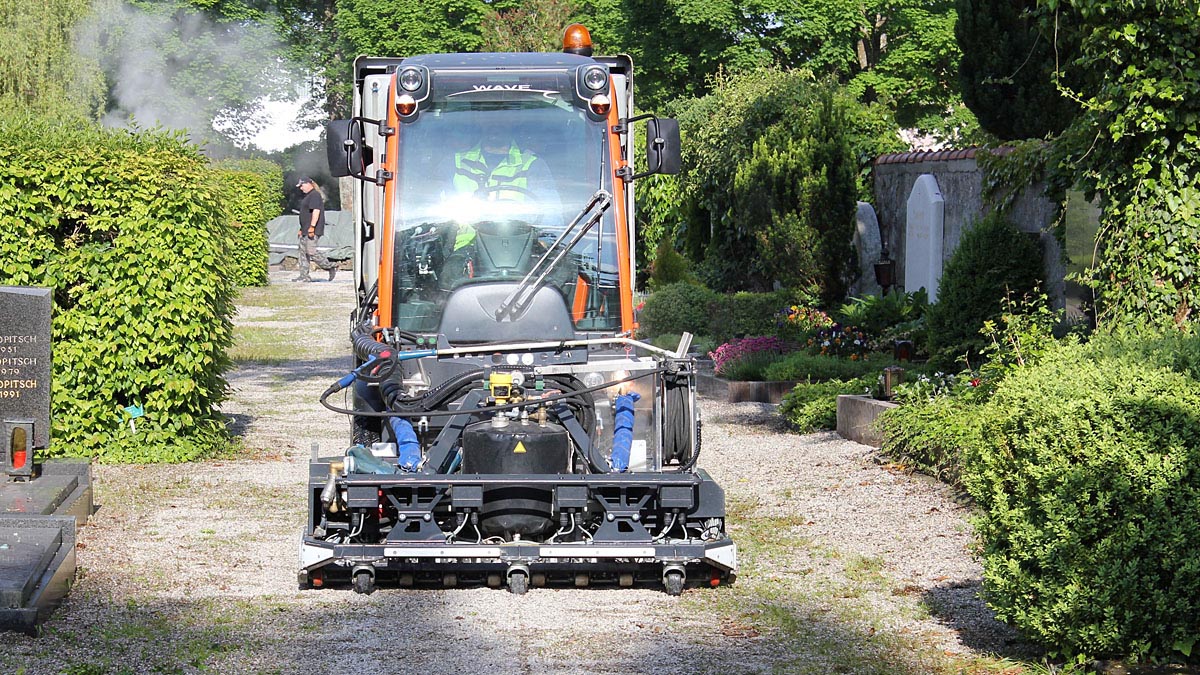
[477,184,541,204]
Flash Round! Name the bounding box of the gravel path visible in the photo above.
[2,271,1029,674]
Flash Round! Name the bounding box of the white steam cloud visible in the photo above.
[76,0,304,149]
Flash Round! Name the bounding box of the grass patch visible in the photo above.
[229,326,302,364]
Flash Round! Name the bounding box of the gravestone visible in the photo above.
[904,174,945,302]
[1,287,51,478]
[0,287,88,635]
[851,202,884,297]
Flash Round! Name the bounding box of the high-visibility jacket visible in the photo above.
[452,142,539,250]
[453,142,539,201]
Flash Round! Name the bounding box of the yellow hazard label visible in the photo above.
[513,441,527,454]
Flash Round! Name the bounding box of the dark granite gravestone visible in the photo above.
[0,286,52,478]
[0,516,77,635]
[0,287,88,635]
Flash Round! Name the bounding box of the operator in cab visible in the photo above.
[418,121,563,289]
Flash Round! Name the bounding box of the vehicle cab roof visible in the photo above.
[400,52,597,70]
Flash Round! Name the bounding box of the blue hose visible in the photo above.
[610,392,640,472]
[390,417,422,471]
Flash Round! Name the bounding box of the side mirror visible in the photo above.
[645,118,681,175]
[326,119,378,181]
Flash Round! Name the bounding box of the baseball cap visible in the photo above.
[296,176,314,187]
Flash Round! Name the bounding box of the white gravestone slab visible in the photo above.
[904,174,945,302]
[851,202,883,297]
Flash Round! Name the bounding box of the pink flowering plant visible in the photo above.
[709,336,789,377]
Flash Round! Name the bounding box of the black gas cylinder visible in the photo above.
[461,419,570,538]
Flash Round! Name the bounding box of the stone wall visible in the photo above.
[872,149,1067,309]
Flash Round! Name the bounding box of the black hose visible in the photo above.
[321,368,662,419]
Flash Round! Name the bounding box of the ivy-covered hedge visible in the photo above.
[213,158,281,287]
[0,116,234,462]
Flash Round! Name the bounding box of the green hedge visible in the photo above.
[763,351,893,383]
[707,288,809,343]
[964,338,1200,660]
[637,282,717,339]
[0,116,234,462]
[638,283,811,343]
[213,158,281,287]
[779,376,873,433]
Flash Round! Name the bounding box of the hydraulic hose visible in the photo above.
[351,321,392,361]
[609,392,640,472]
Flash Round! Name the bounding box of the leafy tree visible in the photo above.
[956,0,1077,140]
[0,0,105,118]
[1043,0,1200,330]
[480,0,579,52]
[335,0,488,58]
[273,0,349,119]
[667,70,865,302]
[617,0,963,127]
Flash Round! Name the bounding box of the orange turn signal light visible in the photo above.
[395,93,417,116]
[589,94,610,115]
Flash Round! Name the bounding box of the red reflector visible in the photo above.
[710,571,721,587]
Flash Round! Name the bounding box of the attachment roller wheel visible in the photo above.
[507,570,529,595]
[352,570,376,595]
[664,570,684,596]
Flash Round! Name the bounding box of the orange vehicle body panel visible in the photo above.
[370,73,633,334]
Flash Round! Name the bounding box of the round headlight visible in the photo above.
[583,66,607,91]
[398,67,423,92]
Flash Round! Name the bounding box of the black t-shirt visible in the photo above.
[300,190,326,238]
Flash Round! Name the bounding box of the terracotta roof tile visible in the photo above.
[873,146,1017,166]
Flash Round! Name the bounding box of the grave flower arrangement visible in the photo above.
[775,305,834,342]
[806,324,871,360]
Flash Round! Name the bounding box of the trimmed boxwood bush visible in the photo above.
[0,116,235,462]
[214,158,281,287]
[779,376,874,433]
[637,282,717,339]
[925,211,1041,363]
[964,337,1200,660]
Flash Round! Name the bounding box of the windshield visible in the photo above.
[391,70,621,334]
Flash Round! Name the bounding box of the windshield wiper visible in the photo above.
[494,190,612,321]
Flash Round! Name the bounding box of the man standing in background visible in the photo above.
[295,177,338,282]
